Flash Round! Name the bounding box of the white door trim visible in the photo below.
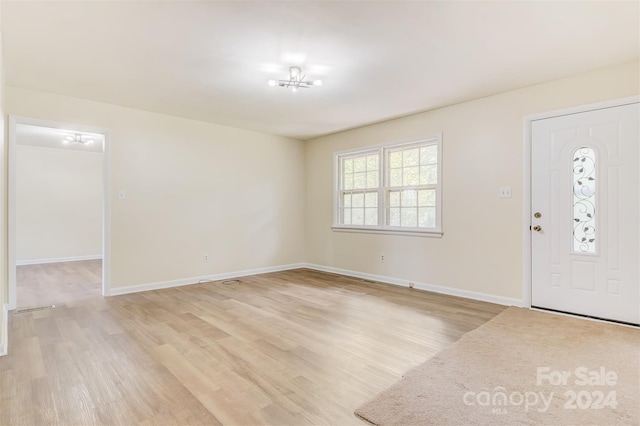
[522,95,640,309]
[7,115,112,310]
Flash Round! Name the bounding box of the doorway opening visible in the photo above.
[8,116,111,310]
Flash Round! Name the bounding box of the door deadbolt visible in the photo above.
[534,212,542,218]
[533,225,542,232]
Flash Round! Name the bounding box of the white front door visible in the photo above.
[531,102,639,325]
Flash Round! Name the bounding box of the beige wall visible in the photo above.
[6,87,306,290]
[0,5,6,354]
[304,61,640,301]
[16,146,103,263]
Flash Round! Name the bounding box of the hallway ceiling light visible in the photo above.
[62,133,94,145]
[268,66,322,93]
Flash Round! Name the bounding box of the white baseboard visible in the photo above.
[16,255,103,266]
[106,261,521,307]
[302,263,523,307]
[108,263,307,296]
[0,304,8,357]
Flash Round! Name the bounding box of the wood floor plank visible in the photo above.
[1,260,505,425]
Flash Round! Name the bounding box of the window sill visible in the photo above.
[331,226,443,238]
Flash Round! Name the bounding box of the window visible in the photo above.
[334,135,442,236]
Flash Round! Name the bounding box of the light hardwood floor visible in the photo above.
[1,261,505,425]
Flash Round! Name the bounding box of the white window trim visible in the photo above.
[332,134,443,237]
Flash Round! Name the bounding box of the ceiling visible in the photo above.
[2,1,638,140]
[16,124,104,153]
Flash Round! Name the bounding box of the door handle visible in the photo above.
[533,225,542,232]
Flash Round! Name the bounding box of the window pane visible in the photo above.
[365,192,377,207]
[354,157,366,172]
[423,165,437,184]
[352,193,364,208]
[352,208,364,225]
[354,172,366,189]
[390,169,402,187]
[420,145,437,165]
[367,155,379,171]
[418,189,435,206]
[343,158,353,173]
[367,171,378,188]
[403,148,419,166]
[418,207,436,228]
[342,193,352,208]
[365,208,377,226]
[401,207,417,227]
[389,207,400,226]
[403,166,419,186]
[573,147,596,254]
[401,189,417,207]
[389,151,402,168]
[342,209,351,225]
[389,191,400,207]
[343,173,353,190]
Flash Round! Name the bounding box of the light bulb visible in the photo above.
[268,79,277,87]
[62,140,69,144]
[313,80,323,87]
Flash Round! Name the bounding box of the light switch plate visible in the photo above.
[118,190,127,200]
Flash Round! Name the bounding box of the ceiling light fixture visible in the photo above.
[62,133,94,145]
[268,66,322,92]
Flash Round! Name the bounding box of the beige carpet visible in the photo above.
[355,307,639,426]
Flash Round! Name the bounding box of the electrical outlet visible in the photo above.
[203,254,209,262]
[380,254,385,262]
[409,282,415,289]
[499,187,512,198]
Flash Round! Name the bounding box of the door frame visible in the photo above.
[7,115,112,309]
[522,95,640,309]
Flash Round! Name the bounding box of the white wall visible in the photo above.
[6,87,306,290]
[304,61,640,302]
[16,145,103,263]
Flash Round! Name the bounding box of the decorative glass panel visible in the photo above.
[572,147,596,254]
